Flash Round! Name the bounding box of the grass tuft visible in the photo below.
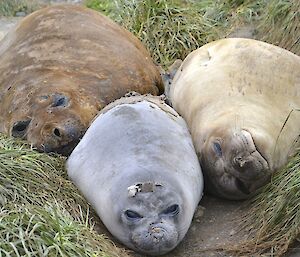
[86,0,299,68]
[227,150,300,256]
[85,0,232,68]
[0,134,129,257]
[0,203,121,257]
[257,0,300,55]
[0,0,40,16]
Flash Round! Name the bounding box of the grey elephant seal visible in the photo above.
[0,5,163,155]
[66,95,203,255]
[169,38,300,200]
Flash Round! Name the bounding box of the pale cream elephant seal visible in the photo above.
[169,38,300,200]
[66,95,203,255]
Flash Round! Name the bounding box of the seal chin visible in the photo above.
[202,129,270,200]
[130,222,179,256]
[41,138,81,156]
[206,171,270,200]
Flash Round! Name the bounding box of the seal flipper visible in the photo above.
[160,59,182,104]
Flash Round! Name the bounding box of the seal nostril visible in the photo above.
[12,119,31,138]
[53,128,61,137]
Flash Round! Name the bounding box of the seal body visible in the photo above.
[66,95,203,255]
[0,5,163,155]
[169,38,300,200]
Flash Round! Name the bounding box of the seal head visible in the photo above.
[200,127,269,199]
[112,181,186,255]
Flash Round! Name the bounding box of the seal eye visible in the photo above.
[38,95,49,102]
[11,119,31,138]
[125,210,142,220]
[52,94,68,107]
[161,204,179,216]
[213,142,222,157]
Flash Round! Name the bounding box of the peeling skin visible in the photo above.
[128,182,163,197]
[0,5,163,155]
[170,38,300,200]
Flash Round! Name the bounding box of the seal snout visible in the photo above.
[39,119,84,155]
[131,221,178,256]
[150,225,166,243]
[232,130,269,178]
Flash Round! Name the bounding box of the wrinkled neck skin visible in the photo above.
[96,174,194,256]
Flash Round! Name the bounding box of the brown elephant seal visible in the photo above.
[66,94,203,255]
[169,38,300,200]
[0,5,163,155]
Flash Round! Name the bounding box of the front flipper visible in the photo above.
[160,59,182,104]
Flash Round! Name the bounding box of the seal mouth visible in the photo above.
[41,137,81,156]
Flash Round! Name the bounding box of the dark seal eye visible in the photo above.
[161,204,179,216]
[51,94,68,107]
[11,119,31,138]
[125,210,143,220]
[213,142,222,157]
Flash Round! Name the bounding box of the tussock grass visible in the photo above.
[0,134,82,211]
[86,0,299,68]
[258,0,300,55]
[84,0,242,68]
[0,134,129,257]
[91,0,225,68]
[0,203,124,257]
[86,0,260,68]
[226,151,300,256]
[0,0,40,16]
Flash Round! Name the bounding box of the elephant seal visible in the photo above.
[66,94,203,255]
[0,5,163,155]
[169,38,300,200]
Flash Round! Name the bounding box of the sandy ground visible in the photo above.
[1,4,299,257]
